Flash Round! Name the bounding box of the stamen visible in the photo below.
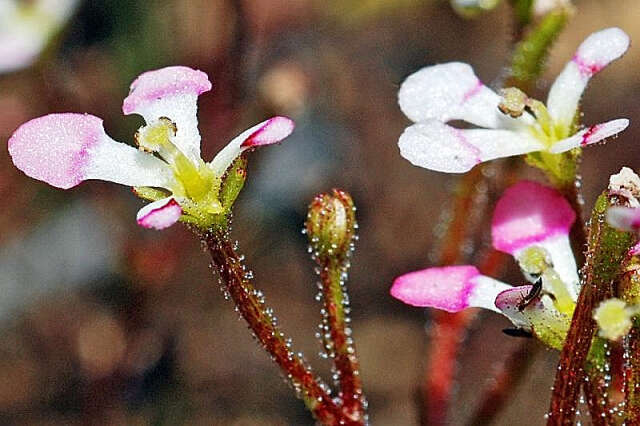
[498,87,528,118]
[135,117,216,201]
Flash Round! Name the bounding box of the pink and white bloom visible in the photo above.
[0,0,80,73]
[397,28,630,173]
[391,181,578,342]
[9,66,295,230]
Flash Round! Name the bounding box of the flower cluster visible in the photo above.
[8,66,295,230]
[391,181,580,348]
[397,28,629,174]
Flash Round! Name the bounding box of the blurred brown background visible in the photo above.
[0,0,638,424]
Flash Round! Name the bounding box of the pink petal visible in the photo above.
[8,113,173,189]
[398,120,543,173]
[550,119,629,153]
[491,181,575,254]
[240,116,295,148]
[390,265,509,312]
[607,206,640,232]
[398,62,533,129]
[122,66,212,115]
[209,116,295,176]
[9,113,107,189]
[136,197,182,230]
[547,28,629,126]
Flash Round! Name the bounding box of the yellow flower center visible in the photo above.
[135,118,223,217]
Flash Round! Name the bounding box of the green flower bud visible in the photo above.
[305,189,357,261]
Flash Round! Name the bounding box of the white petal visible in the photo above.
[122,66,212,164]
[528,235,579,300]
[87,135,175,188]
[547,28,630,127]
[209,116,295,176]
[8,113,174,189]
[398,120,544,173]
[469,275,513,313]
[136,197,182,230]
[398,62,532,129]
[607,206,640,232]
[549,119,629,153]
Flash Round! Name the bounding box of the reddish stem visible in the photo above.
[319,261,366,423]
[547,193,632,425]
[625,326,640,424]
[468,340,537,426]
[203,231,348,425]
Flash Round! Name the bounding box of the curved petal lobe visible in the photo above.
[549,118,629,153]
[209,116,295,176]
[123,66,212,163]
[136,197,182,230]
[492,181,576,254]
[398,120,543,173]
[398,62,528,129]
[8,113,173,189]
[547,28,629,126]
[390,265,510,312]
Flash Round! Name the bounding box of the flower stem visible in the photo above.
[202,230,346,424]
[467,340,537,426]
[625,325,640,423]
[318,259,366,423]
[547,193,634,425]
[421,167,486,425]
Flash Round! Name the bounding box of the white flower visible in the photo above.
[397,28,630,173]
[8,66,295,230]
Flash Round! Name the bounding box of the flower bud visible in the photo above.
[305,189,357,261]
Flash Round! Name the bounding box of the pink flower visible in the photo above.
[391,181,578,341]
[397,28,629,173]
[8,66,295,230]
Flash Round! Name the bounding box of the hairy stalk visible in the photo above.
[203,230,347,424]
[625,325,640,423]
[306,189,366,424]
[548,193,634,425]
[318,260,366,423]
[507,7,570,91]
[619,249,640,422]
